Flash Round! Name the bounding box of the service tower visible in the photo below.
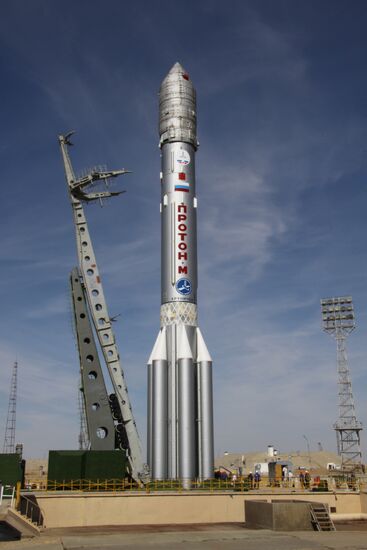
[147,63,214,482]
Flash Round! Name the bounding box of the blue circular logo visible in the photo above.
[176,278,192,295]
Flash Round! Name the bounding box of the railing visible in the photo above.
[0,484,15,506]
[20,475,367,494]
[18,494,44,527]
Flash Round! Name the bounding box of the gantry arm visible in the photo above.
[59,134,144,481]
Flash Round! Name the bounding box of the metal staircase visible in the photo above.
[310,503,336,531]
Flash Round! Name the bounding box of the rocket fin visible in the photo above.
[152,327,167,362]
[147,327,167,365]
[177,324,193,360]
[196,327,212,363]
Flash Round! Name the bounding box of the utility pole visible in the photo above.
[2,362,18,453]
[321,296,363,471]
[303,434,312,469]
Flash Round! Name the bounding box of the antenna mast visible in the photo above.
[3,361,18,453]
[321,296,363,471]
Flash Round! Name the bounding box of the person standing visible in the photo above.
[304,470,311,489]
[288,470,294,488]
[254,471,261,489]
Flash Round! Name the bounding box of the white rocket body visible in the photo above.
[147,63,214,481]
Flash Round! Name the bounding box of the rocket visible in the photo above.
[147,62,214,481]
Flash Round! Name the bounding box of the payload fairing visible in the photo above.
[147,63,214,481]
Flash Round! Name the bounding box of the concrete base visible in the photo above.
[245,500,313,530]
[30,490,367,529]
[333,513,367,520]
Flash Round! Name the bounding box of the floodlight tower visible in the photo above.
[2,362,18,454]
[320,296,363,471]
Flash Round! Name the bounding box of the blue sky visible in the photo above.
[1,0,367,461]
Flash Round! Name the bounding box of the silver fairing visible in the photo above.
[159,62,197,149]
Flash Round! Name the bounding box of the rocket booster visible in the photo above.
[147,63,214,482]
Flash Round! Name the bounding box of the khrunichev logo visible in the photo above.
[176,150,190,166]
[176,278,192,295]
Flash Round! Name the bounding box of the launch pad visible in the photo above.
[13,487,367,530]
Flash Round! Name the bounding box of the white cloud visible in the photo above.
[24,295,70,319]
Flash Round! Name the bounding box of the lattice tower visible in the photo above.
[321,297,363,471]
[2,361,18,453]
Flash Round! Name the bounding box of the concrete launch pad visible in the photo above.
[2,489,367,549]
[16,489,367,528]
[2,523,367,550]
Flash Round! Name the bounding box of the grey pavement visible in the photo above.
[0,526,367,550]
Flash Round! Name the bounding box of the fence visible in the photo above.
[22,475,367,494]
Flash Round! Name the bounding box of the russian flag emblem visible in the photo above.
[175,181,190,192]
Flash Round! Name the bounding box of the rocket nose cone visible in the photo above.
[159,61,197,147]
[162,62,190,83]
[168,61,186,75]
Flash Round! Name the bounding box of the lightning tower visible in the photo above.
[2,361,18,454]
[321,296,363,471]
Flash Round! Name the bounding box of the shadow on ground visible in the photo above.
[0,520,20,541]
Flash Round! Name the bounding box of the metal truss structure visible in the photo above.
[2,362,18,453]
[59,133,144,481]
[77,385,89,451]
[321,296,363,471]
